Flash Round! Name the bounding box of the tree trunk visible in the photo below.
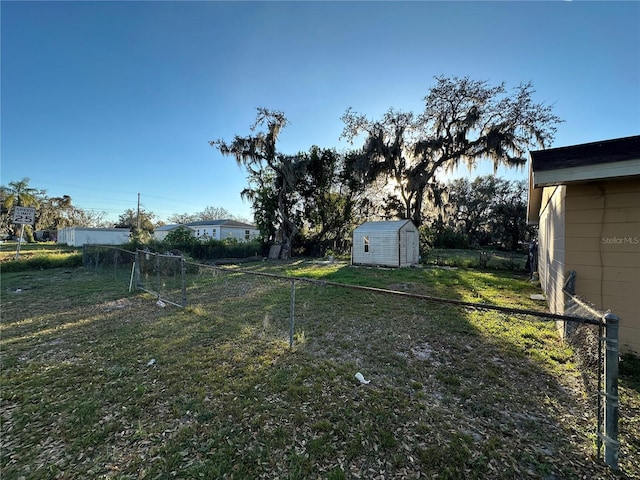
[277,190,297,260]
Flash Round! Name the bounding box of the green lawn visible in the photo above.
[1,260,638,479]
[422,248,528,271]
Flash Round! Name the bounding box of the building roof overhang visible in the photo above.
[527,135,640,225]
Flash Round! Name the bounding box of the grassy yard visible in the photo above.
[0,242,82,272]
[1,260,638,479]
[421,248,528,271]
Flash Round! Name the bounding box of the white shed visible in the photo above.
[352,220,420,267]
[57,227,131,247]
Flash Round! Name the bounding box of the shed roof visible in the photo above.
[354,220,413,233]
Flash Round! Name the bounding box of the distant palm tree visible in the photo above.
[3,177,40,211]
[3,178,40,240]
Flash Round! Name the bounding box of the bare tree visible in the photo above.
[197,206,235,221]
[167,213,198,224]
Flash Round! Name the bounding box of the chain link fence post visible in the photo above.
[134,250,141,289]
[602,312,620,470]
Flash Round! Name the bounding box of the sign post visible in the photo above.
[13,206,36,260]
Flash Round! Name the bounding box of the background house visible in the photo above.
[57,227,131,247]
[153,220,260,243]
[527,135,640,354]
[352,220,420,267]
[153,224,195,242]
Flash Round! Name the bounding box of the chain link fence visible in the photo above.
[81,246,621,471]
[563,271,620,468]
[82,245,136,285]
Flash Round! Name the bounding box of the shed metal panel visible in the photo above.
[352,220,419,267]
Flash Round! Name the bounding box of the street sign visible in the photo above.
[13,206,36,225]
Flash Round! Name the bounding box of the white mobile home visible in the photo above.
[153,220,260,243]
[190,219,259,242]
[352,220,420,267]
[57,227,130,247]
[153,224,195,242]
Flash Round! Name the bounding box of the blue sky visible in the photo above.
[2,1,639,223]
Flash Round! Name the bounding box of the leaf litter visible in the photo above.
[1,266,638,479]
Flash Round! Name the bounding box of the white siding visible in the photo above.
[352,220,419,267]
[154,231,169,242]
[187,222,259,242]
[219,227,260,242]
[195,227,219,240]
[153,225,196,242]
[57,227,130,247]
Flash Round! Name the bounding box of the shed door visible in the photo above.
[406,231,417,264]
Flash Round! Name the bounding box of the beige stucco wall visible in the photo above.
[538,185,567,317]
[564,179,640,354]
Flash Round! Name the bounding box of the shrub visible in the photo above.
[1,253,83,272]
[189,239,263,260]
[164,226,197,246]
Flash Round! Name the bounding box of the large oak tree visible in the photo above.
[342,76,562,226]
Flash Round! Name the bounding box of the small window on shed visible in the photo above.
[364,236,370,253]
[245,229,250,240]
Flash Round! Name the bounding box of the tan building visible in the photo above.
[527,135,640,355]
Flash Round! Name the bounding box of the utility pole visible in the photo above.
[137,193,141,231]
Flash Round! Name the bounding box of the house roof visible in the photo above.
[530,135,640,172]
[154,224,195,232]
[354,220,414,233]
[530,135,640,188]
[527,135,640,224]
[155,220,257,232]
[59,227,130,232]
[186,219,256,228]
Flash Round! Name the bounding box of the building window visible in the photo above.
[245,230,250,240]
[364,236,370,253]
